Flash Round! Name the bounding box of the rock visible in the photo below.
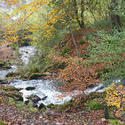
[25,100,29,105]
[26,87,36,91]
[0,79,7,84]
[6,72,17,77]
[41,96,47,101]
[29,73,46,80]
[28,95,41,107]
[7,93,23,101]
[39,103,45,109]
[0,61,5,67]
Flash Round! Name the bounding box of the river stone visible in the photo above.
[28,95,41,105]
[41,96,48,101]
[0,61,5,67]
[29,73,47,80]
[26,87,36,91]
[39,103,45,109]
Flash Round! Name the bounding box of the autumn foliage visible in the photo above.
[105,83,125,117]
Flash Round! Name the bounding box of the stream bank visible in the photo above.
[0,46,125,125]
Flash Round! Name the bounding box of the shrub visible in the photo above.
[86,30,125,80]
[61,47,70,57]
[105,83,125,117]
[84,100,104,110]
[80,40,85,45]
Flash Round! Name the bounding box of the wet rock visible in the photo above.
[0,61,5,67]
[41,96,47,101]
[7,93,23,101]
[26,87,36,91]
[28,95,41,105]
[6,72,17,77]
[29,73,46,80]
[25,100,29,105]
[39,103,45,109]
[0,80,7,84]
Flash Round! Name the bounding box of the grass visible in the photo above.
[109,119,125,125]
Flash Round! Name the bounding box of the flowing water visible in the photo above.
[0,46,124,106]
[0,46,81,106]
[0,65,17,79]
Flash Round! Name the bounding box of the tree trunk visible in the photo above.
[61,0,80,57]
[70,24,80,57]
[73,0,84,28]
[110,0,122,31]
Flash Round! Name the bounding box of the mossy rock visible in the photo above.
[2,86,20,91]
[47,104,55,108]
[0,61,11,69]
[5,92,23,101]
[6,72,18,77]
[0,61,5,67]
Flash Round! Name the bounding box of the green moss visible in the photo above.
[56,101,73,112]
[6,93,23,101]
[47,104,55,108]
[109,119,125,125]
[61,47,70,57]
[9,97,15,105]
[84,100,104,110]
[80,40,86,45]
[0,120,6,125]
[6,72,19,77]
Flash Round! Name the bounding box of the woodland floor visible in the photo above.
[0,100,107,125]
[0,28,125,125]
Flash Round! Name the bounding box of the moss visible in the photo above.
[0,120,6,125]
[9,97,15,105]
[84,100,104,110]
[6,72,19,77]
[109,119,124,125]
[56,101,73,112]
[6,93,23,101]
[3,86,20,91]
[47,104,55,108]
[61,47,70,57]
[80,40,86,45]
